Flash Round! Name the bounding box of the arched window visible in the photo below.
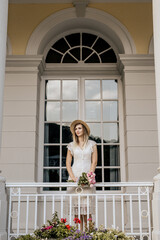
[43,33,121,191]
[46,33,117,63]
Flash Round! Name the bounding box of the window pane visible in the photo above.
[43,169,59,182]
[44,123,60,143]
[95,168,102,182]
[45,102,60,121]
[85,80,100,99]
[103,101,118,121]
[63,80,78,100]
[104,145,120,166]
[45,80,60,100]
[44,146,60,167]
[62,123,73,143]
[97,145,102,166]
[62,146,67,167]
[62,102,78,121]
[62,168,69,182]
[103,123,119,143]
[102,80,118,99]
[85,101,101,121]
[104,168,120,182]
[89,123,101,143]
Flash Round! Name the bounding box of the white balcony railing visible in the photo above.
[6,182,153,240]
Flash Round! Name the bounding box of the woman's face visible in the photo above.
[75,124,84,137]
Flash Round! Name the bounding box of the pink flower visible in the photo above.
[88,218,92,221]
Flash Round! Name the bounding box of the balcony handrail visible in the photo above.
[6,181,153,188]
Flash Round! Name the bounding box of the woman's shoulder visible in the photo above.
[88,139,97,146]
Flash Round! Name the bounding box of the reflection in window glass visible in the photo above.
[44,146,60,167]
[85,80,100,99]
[44,123,60,143]
[85,101,101,121]
[62,168,69,182]
[45,102,60,121]
[95,168,102,182]
[104,145,120,166]
[62,102,78,121]
[103,123,118,143]
[97,145,102,166]
[44,169,60,182]
[63,80,78,100]
[103,101,118,121]
[104,168,120,182]
[102,80,117,99]
[89,123,101,143]
[62,123,73,143]
[45,80,60,100]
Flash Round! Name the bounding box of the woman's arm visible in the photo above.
[66,149,77,182]
[90,144,98,173]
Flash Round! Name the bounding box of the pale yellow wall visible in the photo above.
[8,3,153,55]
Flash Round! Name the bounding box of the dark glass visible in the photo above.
[44,123,60,143]
[52,38,69,53]
[100,49,117,63]
[95,168,102,182]
[63,53,78,63]
[104,168,120,182]
[85,53,100,63]
[82,33,97,47]
[104,168,120,190]
[62,125,72,143]
[95,168,102,191]
[62,168,69,182]
[82,47,92,61]
[104,145,120,166]
[46,50,62,63]
[66,33,80,47]
[93,38,110,53]
[70,48,80,61]
[44,146,60,167]
[62,146,67,167]
[97,145,102,166]
[43,169,59,182]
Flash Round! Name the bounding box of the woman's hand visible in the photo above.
[72,177,78,182]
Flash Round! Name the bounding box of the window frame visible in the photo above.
[38,70,126,193]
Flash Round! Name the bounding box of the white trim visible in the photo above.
[9,0,152,3]
[26,7,136,55]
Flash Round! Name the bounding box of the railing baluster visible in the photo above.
[104,195,107,229]
[34,195,38,230]
[8,188,12,240]
[44,195,46,224]
[78,195,80,230]
[52,195,55,214]
[26,195,29,234]
[69,195,72,225]
[61,195,63,218]
[130,195,133,234]
[87,195,89,228]
[147,187,151,239]
[17,188,21,237]
[113,195,116,229]
[121,195,124,232]
[138,187,142,239]
[95,195,98,228]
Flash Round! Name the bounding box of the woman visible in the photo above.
[66,120,97,231]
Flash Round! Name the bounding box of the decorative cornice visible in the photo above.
[5,55,45,74]
[118,54,155,73]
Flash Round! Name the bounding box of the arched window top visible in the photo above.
[46,33,117,63]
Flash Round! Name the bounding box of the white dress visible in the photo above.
[66,139,96,216]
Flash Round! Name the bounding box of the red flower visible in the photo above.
[61,218,67,223]
[73,218,81,224]
[66,224,71,230]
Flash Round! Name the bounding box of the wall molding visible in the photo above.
[9,0,152,3]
